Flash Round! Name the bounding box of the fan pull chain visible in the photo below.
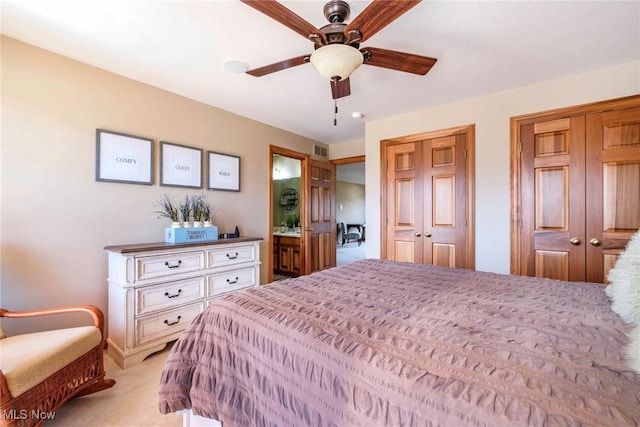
[334,99,338,126]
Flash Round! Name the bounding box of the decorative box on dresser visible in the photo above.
[104,237,262,368]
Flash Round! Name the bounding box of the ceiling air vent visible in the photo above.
[312,144,328,159]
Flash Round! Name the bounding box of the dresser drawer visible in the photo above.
[135,250,204,281]
[135,277,204,316]
[207,244,257,268]
[135,302,203,345]
[207,266,257,297]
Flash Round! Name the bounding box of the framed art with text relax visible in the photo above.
[160,141,203,188]
[208,151,240,191]
[95,129,154,185]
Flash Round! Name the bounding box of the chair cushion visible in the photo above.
[347,226,361,236]
[0,326,101,398]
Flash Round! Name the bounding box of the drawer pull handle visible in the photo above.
[226,277,239,284]
[164,289,182,299]
[226,252,239,260]
[164,260,182,269]
[164,315,182,327]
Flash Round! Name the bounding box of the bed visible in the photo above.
[158,259,640,426]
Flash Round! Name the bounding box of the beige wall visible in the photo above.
[1,37,323,334]
[329,139,365,160]
[336,181,365,226]
[365,61,640,274]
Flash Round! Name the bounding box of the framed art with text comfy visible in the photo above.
[95,129,154,185]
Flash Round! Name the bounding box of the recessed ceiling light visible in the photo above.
[351,111,364,119]
[223,59,250,74]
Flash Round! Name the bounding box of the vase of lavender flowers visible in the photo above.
[179,194,192,228]
[191,193,206,228]
[154,194,181,227]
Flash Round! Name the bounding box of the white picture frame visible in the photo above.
[160,141,203,188]
[208,151,240,192]
[95,129,154,185]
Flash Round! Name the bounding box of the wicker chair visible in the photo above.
[0,305,115,427]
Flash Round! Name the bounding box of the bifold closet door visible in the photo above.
[520,117,587,281]
[585,106,640,283]
[385,136,467,268]
[519,105,640,283]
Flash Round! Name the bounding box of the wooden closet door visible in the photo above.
[423,134,467,267]
[385,142,424,263]
[520,117,586,281]
[385,135,468,268]
[585,106,640,283]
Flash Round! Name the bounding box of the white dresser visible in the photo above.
[104,237,262,368]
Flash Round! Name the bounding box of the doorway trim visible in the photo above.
[380,124,476,269]
[332,155,365,166]
[509,95,640,275]
[268,145,308,283]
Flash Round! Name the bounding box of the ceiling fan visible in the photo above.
[240,0,438,101]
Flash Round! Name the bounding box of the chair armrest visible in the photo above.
[0,305,105,337]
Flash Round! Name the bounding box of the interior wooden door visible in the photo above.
[512,96,640,284]
[423,134,468,267]
[585,106,640,282]
[520,117,587,281]
[385,142,424,263]
[304,159,336,274]
[383,126,472,268]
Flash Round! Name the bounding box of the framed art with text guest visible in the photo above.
[160,141,203,188]
[95,129,154,185]
[208,151,240,191]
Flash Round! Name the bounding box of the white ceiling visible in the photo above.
[337,161,365,185]
[2,1,638,145]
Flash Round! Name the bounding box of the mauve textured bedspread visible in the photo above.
[158,259,640,426]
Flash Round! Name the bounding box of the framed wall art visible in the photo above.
[208,151,240,191]
[95,129,154,185]
[160,141,203,188]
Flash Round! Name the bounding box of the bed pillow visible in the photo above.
[606,230,640,325]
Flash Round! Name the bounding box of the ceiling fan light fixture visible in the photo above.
[309,44,363,81]
[223,59,250,74]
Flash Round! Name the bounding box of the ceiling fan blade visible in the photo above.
[345,0,421,43]
[240,0,326,44]
[362,47,437,75]
[331,78,351,99]
[246,55,309,77]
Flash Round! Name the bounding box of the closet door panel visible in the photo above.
[386,143,423,263]
[521,117,586,281]
[585,106,640,283]
[423,134,466,268]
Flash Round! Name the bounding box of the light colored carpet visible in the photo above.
[49,344,180,427]
[337,241,366,266]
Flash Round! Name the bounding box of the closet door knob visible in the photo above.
[569,237,581,246]
[414,232,421,237]
[424,232,432,238]
[590,238,602,247]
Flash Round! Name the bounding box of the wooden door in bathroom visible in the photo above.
[304,158,336,274]
[269,146,336,282]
